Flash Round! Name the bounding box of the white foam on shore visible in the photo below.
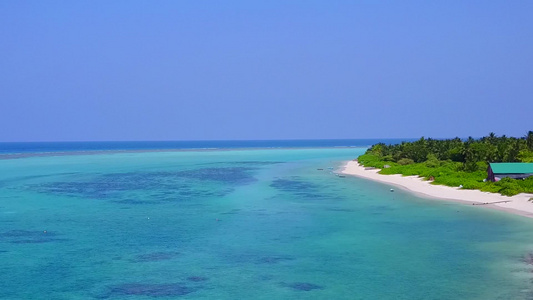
[341,160,533,219]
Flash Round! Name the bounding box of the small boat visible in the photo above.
[317,168,324,170]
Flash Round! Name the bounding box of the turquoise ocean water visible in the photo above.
[1,146,533,299]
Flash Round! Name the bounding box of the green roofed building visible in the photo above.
[487,163,533,182]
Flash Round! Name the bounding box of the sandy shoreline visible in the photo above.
[341,160,533,219]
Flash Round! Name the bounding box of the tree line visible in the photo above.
[367,131,533,171]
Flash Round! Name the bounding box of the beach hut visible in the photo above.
[487,163,533,182]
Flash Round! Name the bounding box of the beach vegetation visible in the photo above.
[358,132,533,196]
[518,150,533,163]
[398,158,415,165]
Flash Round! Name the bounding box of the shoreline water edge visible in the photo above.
[341,160,533,219]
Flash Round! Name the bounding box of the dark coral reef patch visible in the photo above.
[187,276,208,282]
[257,255,295,264]
[283,282,323,291]
[104,283,195,298]
[132,251,180,262]
[0,230,67,244]
[270,177,329,200]
[28,167,257,203]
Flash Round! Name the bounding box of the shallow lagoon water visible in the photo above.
[1,148,533,299]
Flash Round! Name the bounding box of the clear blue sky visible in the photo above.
[1,1,532,142]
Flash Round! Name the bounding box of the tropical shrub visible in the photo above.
[398,158,415,165]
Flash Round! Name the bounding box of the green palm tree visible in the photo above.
[526,131,533,151]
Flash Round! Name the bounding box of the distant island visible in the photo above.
[356,132,533,196]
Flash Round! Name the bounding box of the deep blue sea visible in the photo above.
[1,141,533,299]
[0,139,415,155]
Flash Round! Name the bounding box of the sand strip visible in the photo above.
[341,160,533,219]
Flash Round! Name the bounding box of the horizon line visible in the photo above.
[0,137,449,144]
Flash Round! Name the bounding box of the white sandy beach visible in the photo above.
[341,160,533,218]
